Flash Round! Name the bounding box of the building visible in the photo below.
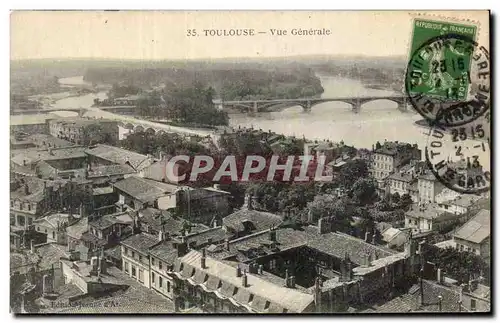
[370,141,421,192]
[34,213,77,244]
[222,200,284,238]
[149,239,180,300]
[417,171,445,204]
[453,209,490,262]
[170,250,316,313]
[112,176,180,211]
[404,202,474,234]
[120,233,160,288]
[85,144,154,172]
[11,147,88,180]
[436,195,486,216]
[47,118,118,146]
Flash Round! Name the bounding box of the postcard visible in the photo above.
[10,10,490,314]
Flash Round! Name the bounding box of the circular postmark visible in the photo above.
[424,111,490,194]
[406,33,490,128]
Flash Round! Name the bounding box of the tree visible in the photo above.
[350,178,378,206]
[338,159,369,188]
[392,192,401,205]
[306,195,353,233]
[399,193,413,211]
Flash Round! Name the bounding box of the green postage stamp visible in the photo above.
[407,19,478,101]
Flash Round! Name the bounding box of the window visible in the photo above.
[124,247,128,255]
[28,217,33,225]
[167,281,171,293]
[470,299,476,311]
[152,258,155,266]
[52,231,55,239]
[37,226,40,231]
[132,251,135,258]
[131,265,136,277]
[139,269,144,283]
[159,261,163,270]
[124,261,129,273]
[152,272,155,284]
[139,255,142,262]
[28,204,31,211]
[159,276,163,288]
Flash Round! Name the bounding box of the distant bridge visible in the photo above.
[214,95,408,114]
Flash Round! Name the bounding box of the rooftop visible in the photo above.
[223,209,284,234]
[85,144,151,170]
[112,176,178,203]
[11,146,87,166]
[121,232,160,254]
[34,213,71,229]
[149,240,178,264]
[173,250,315,313]
[66,218,89,239]
[406,203,444,220]
[453,209,490,244]
[87,164,136,178]
[374,141,418,156]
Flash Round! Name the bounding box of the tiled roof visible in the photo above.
[222,209,283,233]
[11,147,87,166]
[87,164,136,178]
[10,177,48,202]
[85,144,151,170]
[35,243,71,271]
[28,134,74,149]
[420,280,462,312]
[104,245,122,260]
[453,209,490,244]
[406,203,443,220]
[112,176,178,203]
[149,240,178,264]
[173,250,315,313]
[34,213,71,229]
[442,195,484,208]
[306,232,396,266]
[387,170,416,183]
[208,225,396,266]
[184,227,230,247]
[121,232,159,254]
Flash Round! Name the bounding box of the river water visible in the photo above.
[229,75,425,150]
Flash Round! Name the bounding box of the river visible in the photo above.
[229,75,425,150]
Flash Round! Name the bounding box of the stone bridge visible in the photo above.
[214,95,408,114]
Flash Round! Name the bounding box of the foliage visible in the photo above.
[423,245,490,285]
[338,159,370,188]
[349,178,378,206]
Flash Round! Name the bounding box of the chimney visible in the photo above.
[42,274,53,295]
[98,256,107,275]
[23,159,27,166]
[201,248,207,269]
[236,265,242,277]
[90,256,99,274]
[269,226,277,242]
[364,231,371,242]
[158,230,165,242]
[176,240,188,257]
[30,240,34,254]
[285,269,290,287]
[242,270,248,287]
[437,268,445,284]
[213,219,218,228]
[289,276,296,288]
[258,264,263,275]
[225,238,230,251]
[470,279,479,292]
[438,295,443,312]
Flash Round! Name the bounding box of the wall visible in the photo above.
[60,261,88,294]
[150,255,174,299]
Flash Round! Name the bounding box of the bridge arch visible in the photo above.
[134,125,145,133]
[123,122,135,130]
[145,127,156,135]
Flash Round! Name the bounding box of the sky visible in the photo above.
[10,11,489,60]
